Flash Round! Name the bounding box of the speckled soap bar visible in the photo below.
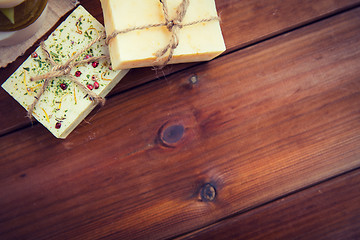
[2,5,129,139]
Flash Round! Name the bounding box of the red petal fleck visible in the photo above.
[92,61,99,68]
[55,122,61,129]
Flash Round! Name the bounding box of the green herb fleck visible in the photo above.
[51,51,59,58]
[84,31,92,39]
[33,59,43,68]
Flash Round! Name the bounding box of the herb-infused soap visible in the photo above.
[2,5,129,139]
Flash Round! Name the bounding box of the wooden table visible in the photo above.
[1,1,360,239]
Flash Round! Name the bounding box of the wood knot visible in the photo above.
[182,74,198,90]
[189,75,198,85]
[159,124,184,147]
[200,183,216,202]
[19,173,27,178]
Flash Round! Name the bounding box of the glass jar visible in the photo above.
[0,0,48,46]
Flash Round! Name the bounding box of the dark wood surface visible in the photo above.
[179,168,360,240]
[1,0,360,239]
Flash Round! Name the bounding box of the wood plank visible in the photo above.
[1,0,359,135]
[178,168,360,240]
[1,7,360,240]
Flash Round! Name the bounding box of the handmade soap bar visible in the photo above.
[2,5,129,139]
[100,0,226,69]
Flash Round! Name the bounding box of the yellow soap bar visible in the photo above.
[100,0,226,69]
[2,5,129,139]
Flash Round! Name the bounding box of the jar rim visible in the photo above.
[0,0,48,32]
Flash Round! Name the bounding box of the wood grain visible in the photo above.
[0,6,359,239]
[1,0,359,135]
[178,168,360,240]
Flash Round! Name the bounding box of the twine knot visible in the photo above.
[53,64,72,75]
[166,20,182,31]
[27,33,108,119]
[167,20,175,30]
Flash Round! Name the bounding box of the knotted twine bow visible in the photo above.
[27,33,108,119]
[105,0,220,67]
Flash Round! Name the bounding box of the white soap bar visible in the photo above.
[2,5,129,139]
[100,0,226,70]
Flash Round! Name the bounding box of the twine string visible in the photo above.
[154,0,189,66]
[105,0,220,68]
[27,33,108,119]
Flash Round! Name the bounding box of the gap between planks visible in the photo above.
[175,166,360,239]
